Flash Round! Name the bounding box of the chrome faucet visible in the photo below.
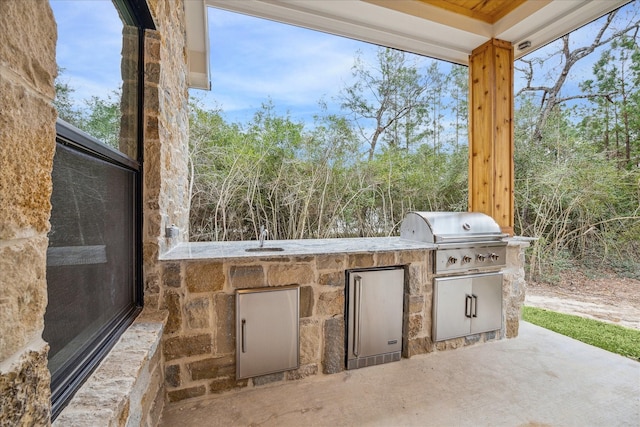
[259,225,268,247]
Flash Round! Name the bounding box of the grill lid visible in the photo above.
[400,211,507,244]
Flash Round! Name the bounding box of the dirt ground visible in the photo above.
[525,270,640,330]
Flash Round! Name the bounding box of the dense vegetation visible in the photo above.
[54,4,640,282]
[188,50,470,243]
[187,6,639,282]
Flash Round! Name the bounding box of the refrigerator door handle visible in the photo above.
[353,275,362,357]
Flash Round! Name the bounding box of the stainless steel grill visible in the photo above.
[401,211,508,341]
[400,211,508,275]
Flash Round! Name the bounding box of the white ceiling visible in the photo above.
[185,0,631,90]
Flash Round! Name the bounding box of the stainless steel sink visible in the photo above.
[245,247,285,252]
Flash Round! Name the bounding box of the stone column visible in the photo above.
[118,25,140,159]
[142,0,190,309]
[503,238,533,338]
[0,1,57,424]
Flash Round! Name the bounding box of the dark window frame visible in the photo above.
[48,0,154,419]
[49,121,142,419]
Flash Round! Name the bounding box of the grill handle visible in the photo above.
[435,233,509,244]
[465,295,472,318]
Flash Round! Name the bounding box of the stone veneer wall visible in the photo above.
[142,0,191,311]
[139,0,192,419]
[0,1,56,424]
[159,251,422,402]
[504,241,530,338]
[159,244,528,404]
[1,0,191,424]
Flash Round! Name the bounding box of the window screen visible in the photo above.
[45,141,136,379]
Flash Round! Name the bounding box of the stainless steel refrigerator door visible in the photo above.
[347,268,404,367]
[236,286,299,379]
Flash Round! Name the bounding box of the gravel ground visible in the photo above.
[525,270,640,330]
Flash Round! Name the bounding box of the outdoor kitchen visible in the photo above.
[157,212,530,403]
[6,1,638,426]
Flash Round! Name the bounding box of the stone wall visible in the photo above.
[0,1,57,425]
[504,240,531,338]
[142,0,191,312]
[140,0,192,417]
[118,25,141,159]
[1,0,191,423]
[159,251,423,403]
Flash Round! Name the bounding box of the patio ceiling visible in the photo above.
[185,0,631,89]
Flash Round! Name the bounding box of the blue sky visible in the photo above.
[51,1,637,129]
[193,7,380,124]
[51,1,123,103]
[195,7,471,125]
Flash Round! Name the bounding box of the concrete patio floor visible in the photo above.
[160,322,639,427]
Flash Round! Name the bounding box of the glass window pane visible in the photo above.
[51,0,139,158]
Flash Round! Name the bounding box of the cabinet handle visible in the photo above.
[353,275,362,357]
[241,319,247,353]
[472,294,478,318]
[465,294,472,318]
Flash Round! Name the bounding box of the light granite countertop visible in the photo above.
[160,237,436,261]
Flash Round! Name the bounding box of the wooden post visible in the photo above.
[468,38,514,235]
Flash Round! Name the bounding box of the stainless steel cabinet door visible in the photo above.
[433,272,502,341]
[236,286,299,379]
[347,268,404,362]
[470,273,503,335]
[433,276,473,341]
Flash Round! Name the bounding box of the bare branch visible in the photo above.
[516,6,640,141]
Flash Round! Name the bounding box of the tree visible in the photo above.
[54,67,82,125]
[82,91,122,149]
[54,68,123,149]
[447,64,468,149]
[423,62,446,154]
[340,47,430,159]
[579,35,640,168]
[516,5,640,143]
[513,5,640,279]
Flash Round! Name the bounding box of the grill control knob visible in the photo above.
[462,256,472,264]
[489,253,500,262]
[476,254,486,262]
[447,256,458,265]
